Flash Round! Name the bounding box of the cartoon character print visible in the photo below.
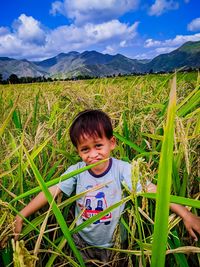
[81,191,112,225]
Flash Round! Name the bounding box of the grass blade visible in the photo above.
[10,159,109,203]
[23,145,85,267]
[0,95,19,138]
[114,131,145,153]
[139,193,200,209]
[151,75,176,267]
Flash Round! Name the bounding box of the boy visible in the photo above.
[14,109,200,265]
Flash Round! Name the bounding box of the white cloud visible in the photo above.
[155,46,177,54]
[46,20,139,53]
[0,27,10,36]
[187,18,200,32]
[145,39,162,47]
[50,0,140,25]
[142,33,200,59]
[149,0,179,16]
[0,30,47,60]
[120,40,127,47]
[85,20,138,42]
[13,14,46,45]
[50,1,64,16]
[0,14,139,60]
[134,51,156,59]
[103,45,116,54]
[0,14,48,60]
[145,33,200,48]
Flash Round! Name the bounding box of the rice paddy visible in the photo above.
[0,72,200,266]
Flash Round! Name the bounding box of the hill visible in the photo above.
[35,51,141,78]
[0,58,48,80]
[0,40,200,79]
[142,41,200,73]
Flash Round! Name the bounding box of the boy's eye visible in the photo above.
[80,147,89,153]
[96,144,103,148]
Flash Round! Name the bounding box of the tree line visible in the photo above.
[0,67,199,84]
[0,73,53,84]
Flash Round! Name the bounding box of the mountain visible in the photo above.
[0,57,48,79]
[0,40,200,79]
[34,51,80,69]
[34,51,141,78]
[142,41,200,73]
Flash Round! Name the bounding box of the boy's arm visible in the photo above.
[147,183,200,241]
[169,203,200,241]
[14,185,61,240]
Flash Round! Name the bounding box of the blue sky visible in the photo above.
[1,0,200,61]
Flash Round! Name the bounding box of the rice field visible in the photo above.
[0,72,200,267]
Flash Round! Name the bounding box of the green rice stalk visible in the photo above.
[45,236,67,267]
[10,159,109,204]
[0,165,19,179]
[177,88,200,117]
[0,95,19,138]
[21,181,113,237]
[45,205,85,267]
[129,159,146,265]
[114,131,145,153]
[177,86,199,112]
[33,93,39,132]
[33,199,53,258]
[12,239,38,267]
[122,111,131,158]
[100,245,200,256]
[0,240,13,267]
[139,193,200,209]
[22,131,58,172]
[45,159,63,181]
[71,196,131,234]
[168,230,189,267]
[142,133,163,141]
[12,108,22,132]
[193,110,200,135]
[8,203,79,266]
[151,75,176,267]
[23,145,86,267]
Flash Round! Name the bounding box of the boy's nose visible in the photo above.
[89,149,98,158]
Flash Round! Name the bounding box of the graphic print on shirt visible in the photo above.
[81,191,112,225]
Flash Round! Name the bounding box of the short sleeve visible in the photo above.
[58,164,79,196]
[119,161,149,192]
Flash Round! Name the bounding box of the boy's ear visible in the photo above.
[110,136,116,149]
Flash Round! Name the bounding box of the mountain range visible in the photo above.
[0,40,200,80]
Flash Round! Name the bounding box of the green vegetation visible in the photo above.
[0,72,200,266]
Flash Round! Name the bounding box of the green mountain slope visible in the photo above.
[0,40,200,79]
[143,41,200,73]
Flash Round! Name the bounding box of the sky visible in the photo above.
[0,0,200,61]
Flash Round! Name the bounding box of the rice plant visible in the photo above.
[0,72,199,266]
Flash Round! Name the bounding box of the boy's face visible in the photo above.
[77,134,116,175]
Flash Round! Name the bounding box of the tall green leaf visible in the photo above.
[0,95,19,138]
[151,75,176,267]
[10,159,108,203]
[23,145,85,267]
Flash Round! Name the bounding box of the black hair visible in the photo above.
[69,109,113,147]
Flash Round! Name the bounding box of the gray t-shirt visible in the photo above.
[58,157,144,247]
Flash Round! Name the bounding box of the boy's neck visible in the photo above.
[88,158,112,178]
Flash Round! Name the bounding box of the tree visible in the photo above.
[8,74,19,84]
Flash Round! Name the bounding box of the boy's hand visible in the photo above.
[182,212,200,241]
[14,215,23,241]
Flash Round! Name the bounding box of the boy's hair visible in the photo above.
[69,109,113,147]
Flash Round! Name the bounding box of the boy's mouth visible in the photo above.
[89,159,102,164]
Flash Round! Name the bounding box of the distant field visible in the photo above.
[0,72,200,267]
